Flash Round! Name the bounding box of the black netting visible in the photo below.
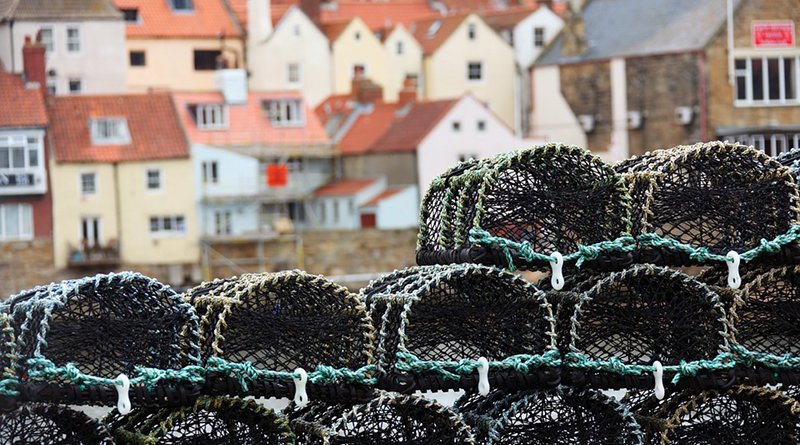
[0,403,113,444]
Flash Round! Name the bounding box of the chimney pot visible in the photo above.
[22,34,46,95]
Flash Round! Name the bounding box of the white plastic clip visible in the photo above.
[726,251,741,289]
[477,357,490,396]
[114,373,132,415]
[293,367,309,408]
[549,252,564,290]
[652,361,665,400]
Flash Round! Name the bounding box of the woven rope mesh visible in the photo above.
[10,272,200,379]
[0,403,113,444]
[659,386,800,444]
[367,264,555,374]
[616,142,800,256]
[562,265,729,368]
[289,390,476,444]
[109,396,294,444]
[456,387,644,444]
[189,271,374,371]
[0,313,16,382]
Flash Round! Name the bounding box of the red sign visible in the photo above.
[752,21,795,48]
[266,164,288,187]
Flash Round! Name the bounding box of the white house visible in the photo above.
[0,0,127,95]
[382,24,423,102]
[247,4,333,107]
[312,178,386,230]
[358,185,418,230]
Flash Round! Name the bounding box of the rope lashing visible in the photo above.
[394,350,562,381]
[564,351,738,384]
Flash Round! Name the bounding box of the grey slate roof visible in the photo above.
[2,0,121,21]
[537,0,740,66]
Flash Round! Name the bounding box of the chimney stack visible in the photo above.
[561,0,587,57]
[351,76,383,104]
[248,0,273,46]
[215,68,248,104]
[300,0,321,24]
[22,35,47,94]
[398,75,417,105]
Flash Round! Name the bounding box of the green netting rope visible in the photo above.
[394,350,562,381]
[0,378,18,397]
[731,345,800,370]
[564,352,738,384]
[469,228,636,271]
[205,358,377,390]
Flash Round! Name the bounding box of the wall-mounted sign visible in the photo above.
[752,21,795,48]
[0,173,34,187]
[266,164,288,187]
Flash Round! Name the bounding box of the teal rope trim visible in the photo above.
[564,352,737,384]
[0,378,18,397]
[206,358,377,390]
[468,228,636,271]
[26,358,206,389]
[638,225,800,263]
[394,350,562,381]
[731,345,800,370]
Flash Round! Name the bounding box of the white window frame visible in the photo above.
[396,41,404,55]
[467,61,483,82]
[169,0,193,12]
[80,216,102,247]
[201,160,219,184]
[287,63,301,86]
[467,23,476,40]
[145,168,162,192]
[195,104,228,130]
[79,171,97,195]
[149,215,187,237]
[534,27,545,47]
[66,26,80,53]
[46,76,57,95]
[0,134,41,172]
[40,27,54,53]
[90,118,130,145]
[213,210,232,235]
[0,203,33,241]
[734,54,800,107]
[68,78,82,94]
[265,99,305,127]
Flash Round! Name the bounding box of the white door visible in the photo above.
[81,217,101,247]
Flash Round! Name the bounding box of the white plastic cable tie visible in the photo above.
[293,367,309,407]
[114,373,132,415]
[653,361,665,400]
[726,250,741,289]
[550,251,564,290]
[477,357,490,396]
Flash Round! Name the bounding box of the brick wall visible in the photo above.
[559,61,612,151]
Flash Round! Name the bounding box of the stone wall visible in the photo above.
[0,238,58,298]
[559,61,612,152]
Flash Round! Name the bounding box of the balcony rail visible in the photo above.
[68,241,120,268]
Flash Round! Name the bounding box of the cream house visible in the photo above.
[382,24,423,101]
[247,5,333,107]
[112,0,245,92]
[322,17,389,99]
[412,13,517,131]
[48,93,200,285]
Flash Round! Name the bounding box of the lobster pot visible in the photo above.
[456,387,644,444]
[0,403,113,444]
[289,391,476,444]
[560,265,733,387]
[6,272,200,387]
[109,396,294,444]
[417,144,632,270]
[188,271,375,383]
[616,142,800,266]
[367,264,558,391]
[777,147,800,172]
[658,386,800,444]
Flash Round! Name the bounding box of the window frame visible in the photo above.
[734,55,800,106]
[467,61,483,82]
[287,62,301,85]
[0,203,34,241]
[66,26,80,54]
[169,0,194,13]
[467,23,476,40]
[149,215,187,237]
[193,49,221,71]
[265,99,305,127]
[201,160,219,184]
[79,171,97,195]
[145,168,162,192]
[195,104,228,130]
[129,50,146,66]
[39,27,54,53]
[68,78,82,94]
[90,118,131,145]
[213,210,232,235]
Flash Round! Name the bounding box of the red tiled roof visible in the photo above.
[172,91,329,147]
[361,186,402,207]
[315,94,352,124]
[0,70,47,128]
[371,99,457,152]
[227,0,290,29]
[320,0,434,31]
[314,178,377,196]
[319,19,352,41]
[438,0,538,13]
[113,0,242,38]
[410,13,469,55]
[338,102,402,154]
[48,93,189,163]
[481,6,538,31]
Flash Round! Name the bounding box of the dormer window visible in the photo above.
[122,8,139,23]
[263,99,304,127]
[169,0,193,12]
[192,104,228,130]
[90,118,130,145]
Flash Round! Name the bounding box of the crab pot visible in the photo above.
[288,390,476,444]
[616,142,800,266]
[0,403,113,444]
[368,264,559,393]
[456,387,644,444]
[4,273,201,405]
[109,396,294,444]
[560,265,734,390]
[658,386,800,444]
[189,271,375,399]
[417,144,632,270]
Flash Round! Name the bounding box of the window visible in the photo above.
[467,23,476,40]
[354,31,361,41]
[81,216,100,246]
[353,64,366,78]
[0,134,41,171]
[333,200,340,223]
[396,41,404,55]
[502,29,514,46]
[0,204,33,241]
[477,120,486,131]
[452,121,461,132]
[80,172,96,195]
[734,56,799,105]
[39,28,53,53]
[293,25,301,36]
[149,216,186,235]
[193,104,228,130]
[146,168,161,191]
[406,73,419,89]
[122,8,139,23]
[318,202,326,223]
[723,131,800,157]
[169,0,193,12]
[467,62,483,81]
[194,50,221,70]
[90,118,130,145]
[46,76,57,95]
[534,27,545,47]
[129,51,145,66]
[264,99,305,126]
[287,63,301,85]
[68,78,82,94]
[214,210,232,235]
[202,161,219,184]
[66,27,80,53]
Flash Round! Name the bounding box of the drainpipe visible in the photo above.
[9,19,15,72]
[727,0,734,86]
[697,51,709,141]
[113,162,122,257]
